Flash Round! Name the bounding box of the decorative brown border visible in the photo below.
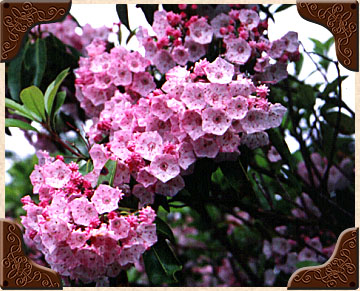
[0,0,72,63]
[288,227,358,289]
[0,219,62,289]
[296,1,359,71]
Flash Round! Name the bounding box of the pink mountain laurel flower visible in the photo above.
[224,37,252,65]
[204,57,234,84]
[202,108,232,136]
[149,154,180,183]
[91,184,124,214]
[189,18,214,44]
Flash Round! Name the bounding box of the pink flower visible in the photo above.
[91,184,123,214]
[184,39,206,62]
[125,51,150,73]
[192,136,219,158]
[149,154,180,183]
[172,46,189,66]
[239,9,260,30]
[90,144,109,170]
[155,175,185,196]
[202,108,231,135]
[180,110,205,140]
[42,160,72,189]
[210,13,231,38]
[225,96,248,120]
[69,197,98,226]
[189,18,213,44]
[109,216,130,240]
[241,132,269,149]
[134,131,163,161]
[131,72,156,96]
[225,37,252,64]
[204,57,234,84]
[181,83,207,110]
[153,50,176,74]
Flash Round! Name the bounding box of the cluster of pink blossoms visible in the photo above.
[136,5,299,82]
[21,151,157,285]
[83,58,287,205]
[297,153,352,192]
[75,40,155,117]
[32,15,112,53]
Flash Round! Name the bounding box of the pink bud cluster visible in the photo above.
[21,151,157,285]
[84,57,287,205]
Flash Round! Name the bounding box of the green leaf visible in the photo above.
[295,261,319,269]
[155,217,175,244]
[5,118,38,132]
[323,111,355,135]
[116,4,130,31]
[143,239,182,285]
[295,53,304,76]
[309,37,324,54]
[324,37,335,51]
[20,86,46,121]
[44,68,69,114]
[7,46,26,102]
[297,84,316,109]
[268,128,297,171]
[5,98,38,121]
[51,91,66,125]
[321,76,348,98]
[136,4,158,26]
[97,159,117,186]
[275,4,293,13]
[33,38,47,86]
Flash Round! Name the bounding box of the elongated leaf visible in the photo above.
[33,38,47,86]
[44,68,69,114]
[5,98,38,121]
[116,4,130,31]
[136,4,158,26]
[321,76,348,97]
[275,4,293,13]
[296,261,319,269]
[143,239,182,285]
[295,54,304,76]
[5,118,38,132]
[20,86,46,121]
[52,91,66,125]
[155,217,175,243]
[323,111,355,135]
[7,46,26,102]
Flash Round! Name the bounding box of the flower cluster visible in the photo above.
[21,151,157,285]
[75,42,154,117]
[297,153,352,192]
[84,57,287,205]
[32,15,112,53]
[262,229,335,286]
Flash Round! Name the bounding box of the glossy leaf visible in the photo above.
[155,217,175,243]
[44,68,69,114]
[275,4,293,13]
[5,118,38,132]
[143,238,182,285]
[20,86,46,121]
[116,4,130,31]
[33,38,47,86]
[7,46,26,102]
[323,111,355,135]
[5,98,38,121]
[136,4,158,26]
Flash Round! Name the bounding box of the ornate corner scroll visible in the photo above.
[0,0,72,62]
[288,227,358,289]
[297,1,359,72]
[0,219,62,289]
